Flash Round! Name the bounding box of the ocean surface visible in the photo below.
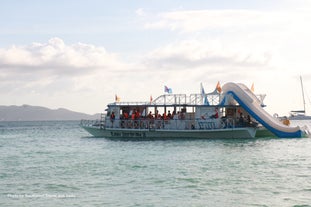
[1,120,311,207]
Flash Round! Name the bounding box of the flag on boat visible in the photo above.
[164,85,172,94]
[115,94,121,102]
[251,83,254,92]
[200,83,209,105]
[150,95,153,103]
[216,81,222,93]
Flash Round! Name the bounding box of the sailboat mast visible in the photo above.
[300,76,306,114]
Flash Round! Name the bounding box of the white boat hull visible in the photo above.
[82,126,257,139]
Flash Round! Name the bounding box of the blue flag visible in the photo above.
[164,85,172,94]
[200,83,209,105]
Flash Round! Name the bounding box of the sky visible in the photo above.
[1,0,311,115]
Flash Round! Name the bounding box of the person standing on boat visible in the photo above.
[172,110,176,119]
[131,109,136,120]
[155,110,161,119]
[110,111,115,121]
[135,110,141,119]
[147,111,154,129]
[154,110,161,129]
[247,115,251,125]
[162,112,167,120]
[110,111,115,127]
[167,110,172,119]
[123,111,129,119]
[239,113,244,126]
[147,111,153,119]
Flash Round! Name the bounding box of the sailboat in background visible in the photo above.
[289,76,311,120]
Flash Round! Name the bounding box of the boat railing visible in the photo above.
[80,119,101,127]
[80,114,106,129]
[103,117,240,130]
[80,115,256,131]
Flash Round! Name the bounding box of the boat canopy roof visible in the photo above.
[108,93,222,108]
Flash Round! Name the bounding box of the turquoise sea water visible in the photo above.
[1,120,311,207]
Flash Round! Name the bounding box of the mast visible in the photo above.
[300,76,306,114]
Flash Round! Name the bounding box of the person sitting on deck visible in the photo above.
[210,108,219,119]
[282,116,290,126]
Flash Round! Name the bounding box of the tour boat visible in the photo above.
[80,82,308,139]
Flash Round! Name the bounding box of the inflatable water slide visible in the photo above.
[222,82,306,138]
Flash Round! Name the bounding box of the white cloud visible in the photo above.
[0,37,124,75]
[143,39,271,70]
[0,34,300,114]
[141,8,311,75]
[0,37,128,89]
[0,38,131,112]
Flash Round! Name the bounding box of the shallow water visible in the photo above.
[1,120,311,206]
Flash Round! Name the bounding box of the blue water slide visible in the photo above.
[221,82,303,138]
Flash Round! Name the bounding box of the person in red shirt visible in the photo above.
[210,108,219,119]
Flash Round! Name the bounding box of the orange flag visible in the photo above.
[216,81,222,93]
[251,83,254,92]
[115,94,120,102]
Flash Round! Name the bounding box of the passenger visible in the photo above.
[210,108,219,119]
[167,110,172,119]
[162,112,167,120]
[239,113,244,125]
[283,116,290,126]
[180,112,185,120]
[172,110,176,119]
[155,110,161,119]
[110,112,115,121]
[147,111,153,119]
[135,110,141,119]
[131,110,136,120]
[123,111,129,119]
[173,111,178,120]
[247,115,251,124]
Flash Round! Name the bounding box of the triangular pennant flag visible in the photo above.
[115,94,120,102]
[216,81,222,93]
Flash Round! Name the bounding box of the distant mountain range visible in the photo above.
[0,105,100,121]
